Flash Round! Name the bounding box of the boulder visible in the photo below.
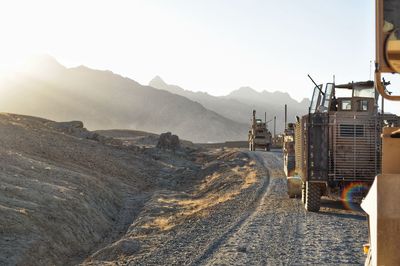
[157,132,180,150]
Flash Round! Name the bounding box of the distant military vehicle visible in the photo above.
[272,134,283,149]
[286,79,400,211]
[248,110,272,151]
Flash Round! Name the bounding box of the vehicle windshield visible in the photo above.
[310,85,323,113]
[335,88,353,98]
[322,83,333,110]
[353,86,375,98]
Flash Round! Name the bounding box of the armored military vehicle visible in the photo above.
[248,110,272,151]
[290,80,386,211]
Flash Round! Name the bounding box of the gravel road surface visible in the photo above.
[200,150,368,265]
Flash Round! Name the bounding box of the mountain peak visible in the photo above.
[20,54,65,76]
[149,75,169,90]
[149,76,187,95]
[150,75,165,84]
[25,54,64,69]
[237,86,257,93]
[227,86,259,98]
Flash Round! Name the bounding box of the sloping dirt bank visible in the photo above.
[82,149,267,265]
[0,114,161,265]
[0,114,260,266]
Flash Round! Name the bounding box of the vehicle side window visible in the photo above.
[341,100,352,110]
[358,100,368,111]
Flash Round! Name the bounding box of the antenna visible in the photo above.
[284,104,287,130]
[369,60,372,80]
[307,74,325,95]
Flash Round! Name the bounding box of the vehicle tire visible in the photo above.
[288,178,294,198]
[305,181,321,212]
[266,144,271,151]
[301,182,306,204]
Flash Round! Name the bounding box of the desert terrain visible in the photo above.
[0,113,367,265]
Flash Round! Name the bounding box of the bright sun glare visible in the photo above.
[0,52,31,73]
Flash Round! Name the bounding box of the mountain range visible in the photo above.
[149,76,310,133]
[0,55,309,142]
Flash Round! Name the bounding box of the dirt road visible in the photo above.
[118,149,368,265]
[200,150,368,265]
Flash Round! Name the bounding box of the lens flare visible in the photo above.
[341,182,370,210]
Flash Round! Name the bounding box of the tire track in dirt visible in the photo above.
[190,152,271,265]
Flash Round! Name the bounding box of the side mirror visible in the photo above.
[376,0,400,100]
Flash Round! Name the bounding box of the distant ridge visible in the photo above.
[150,76,310,133]
[0,56,247,143]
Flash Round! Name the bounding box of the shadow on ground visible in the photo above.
[319,198,366,220]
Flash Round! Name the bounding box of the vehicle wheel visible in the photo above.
[288,190,295,198]
[305,181,321,212]
[301,182,306,204]
[266,144,271,151]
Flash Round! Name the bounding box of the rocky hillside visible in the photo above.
[0,56,246,143]
[0,113,258,265]
[149,76,310,133]
[0,113,162,265]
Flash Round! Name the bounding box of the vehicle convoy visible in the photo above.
[248,110,272,151]
[361,0,400,265]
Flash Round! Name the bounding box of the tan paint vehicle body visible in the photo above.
[248,110,272,151]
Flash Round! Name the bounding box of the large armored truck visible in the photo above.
[291,80,385,211]
[248,110,272,151]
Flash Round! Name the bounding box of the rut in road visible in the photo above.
[201,150,368,265]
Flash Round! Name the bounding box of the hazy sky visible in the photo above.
[0,0,399,112]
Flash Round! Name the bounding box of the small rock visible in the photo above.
[237,245,247,252]
[118,239,141,255]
